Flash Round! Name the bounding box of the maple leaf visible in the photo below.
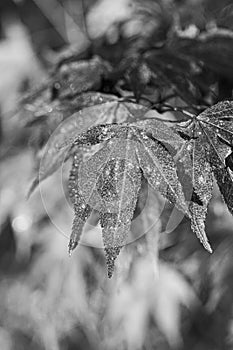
[174,100,233,251]
[28,101,148,196]
[197,101,233,215]
[67,122,190,277]
[25,82,233,276]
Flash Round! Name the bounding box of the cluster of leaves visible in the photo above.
[20,1,233,277]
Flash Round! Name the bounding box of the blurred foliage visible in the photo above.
[1,0,233,349]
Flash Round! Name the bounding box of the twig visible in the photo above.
[81,0,92,42]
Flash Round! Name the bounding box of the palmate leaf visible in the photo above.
[207,136,233,215]
[28,101,148,196]
[68,122,192,277]
[173,100,233,250]
[69,120,218,273]
[197,101,233,215]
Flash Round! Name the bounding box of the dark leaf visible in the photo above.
[176,32,233,81]
[199,123,233,216]
[197,100,233,215]
[145,49,202,104]
[172,100,233,250]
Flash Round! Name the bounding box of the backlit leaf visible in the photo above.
[28,101,148,196]
[68,153,92,253]
[134,128,189,216]
[183,138,213,252]
[68,129,142,276]
[66,122,197,276]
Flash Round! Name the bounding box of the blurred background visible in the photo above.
[1,0,233,349]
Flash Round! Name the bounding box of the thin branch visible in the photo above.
[81,0,92,42]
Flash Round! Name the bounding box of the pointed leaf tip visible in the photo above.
[191,215,213,254]
[68,239,78,256]
[105,247,121,278]
[27,177,39,199]
[203,241,213,254]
